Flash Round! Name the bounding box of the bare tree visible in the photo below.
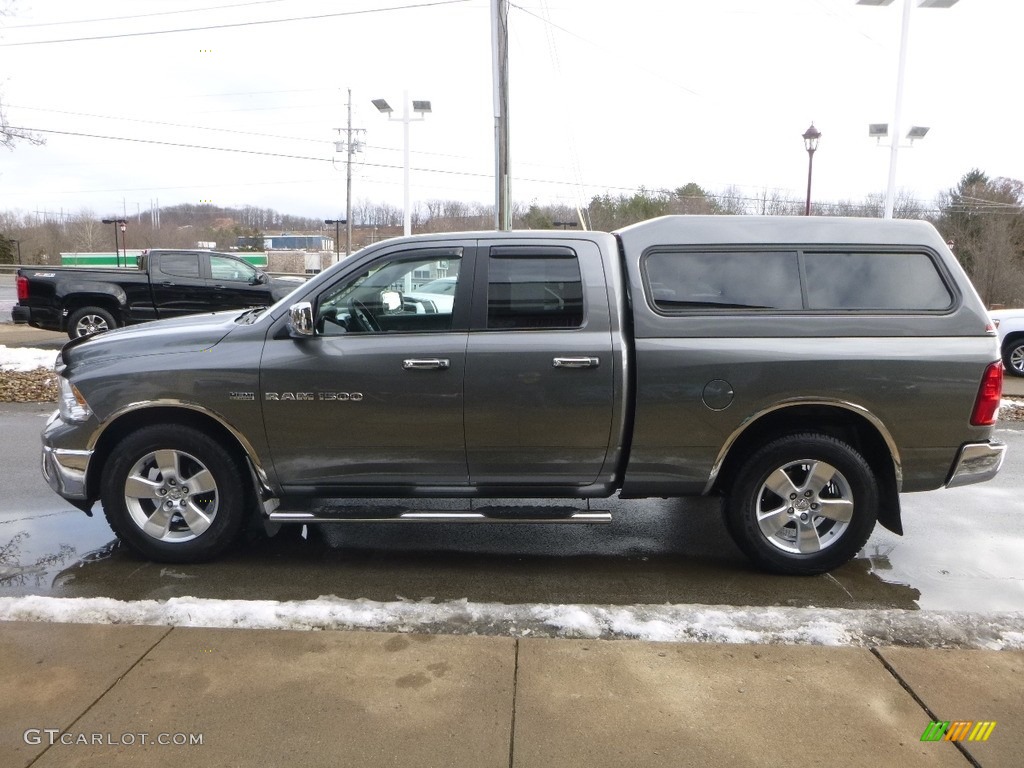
[0,3,44,150]
[69,210,104,253]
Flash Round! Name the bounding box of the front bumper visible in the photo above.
[40,411,94,505]
[945,441,1007,488]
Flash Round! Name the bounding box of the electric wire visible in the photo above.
[0,0,473,47]
[2,0,291,29]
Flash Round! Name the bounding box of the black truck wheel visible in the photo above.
[100,424,248,562]
[723,433,878,575]
[67,306,117,339]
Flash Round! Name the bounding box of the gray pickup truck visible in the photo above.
[40,216,1006,574]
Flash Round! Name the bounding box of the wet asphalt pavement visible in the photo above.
[2,400,1022,613]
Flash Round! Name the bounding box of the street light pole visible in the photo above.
[101,218,126,266]
[373,94,431,237]
[325,219,345,262]
[802,123,821,216]
[858,0,960,219]
[884,0,912,219]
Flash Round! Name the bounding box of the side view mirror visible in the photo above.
[288,301,314,337]
[381,289,403,312]
[253,272,269,285]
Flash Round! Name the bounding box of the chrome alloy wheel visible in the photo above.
[74,313,111,336]
[754,459,853,555]
[1010,342,1024,376]
[124,449,219,542]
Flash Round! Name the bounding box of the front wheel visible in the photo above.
[100,425,248,562]
[1003,338,1024,377]
[67,306,117,339]
[723,433,879,575]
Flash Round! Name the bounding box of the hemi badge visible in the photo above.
[229,392,255,401]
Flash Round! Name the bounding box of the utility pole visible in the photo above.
[491,0,511,230]
[346,89,354,255]
[334,88,364,258]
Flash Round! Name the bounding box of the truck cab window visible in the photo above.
[159,253,200,278]
[486,252,583,330]
[315,254,462,336]
[211,255,258,283]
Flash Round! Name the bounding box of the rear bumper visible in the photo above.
[945,441,1006,488]
[11,304,62,332]
[11,304,31,324]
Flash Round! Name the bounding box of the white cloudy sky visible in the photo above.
[0,0,1020,222]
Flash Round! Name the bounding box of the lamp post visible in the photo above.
[372,92,431,237]
[858,0,959,218]
[324,219,346,263]
[101,218,127,266]
[802,123,821,216]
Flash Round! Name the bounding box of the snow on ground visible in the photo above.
[0,345,58,372]
[0,595,1022,650]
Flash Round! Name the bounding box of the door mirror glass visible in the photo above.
[380,290,403,312]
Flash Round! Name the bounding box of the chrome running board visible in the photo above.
[267,508,611,525]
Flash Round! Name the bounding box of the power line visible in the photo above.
[7,125,621,190]
[1,0,290,29]
[8,105,327,145]
[7,104,483,160]
[0,0,472,47]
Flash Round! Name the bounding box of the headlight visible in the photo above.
[57,376,93,423]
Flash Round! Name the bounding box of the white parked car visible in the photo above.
[403,276,457,314]
[990,308,1024,377]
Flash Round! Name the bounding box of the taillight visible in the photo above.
[970,361,1003,426]
[16,275,29,301]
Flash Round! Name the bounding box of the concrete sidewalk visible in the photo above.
[0,323,65,347]
[1,622,1020,767]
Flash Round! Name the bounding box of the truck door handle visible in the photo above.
[161,281,175,287]
[403,358,450,371]
[553,357,600,369]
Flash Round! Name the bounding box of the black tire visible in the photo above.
[100,424,248,563]
[723,433,879,575]
[1003,337,1024,377]
[67,306,117,339]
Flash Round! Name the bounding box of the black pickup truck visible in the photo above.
[12,249,303,338]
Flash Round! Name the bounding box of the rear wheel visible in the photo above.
[723,433,878,575]
[100,425,247,562]
[1003,338,1024,377]
[67,306,117,339]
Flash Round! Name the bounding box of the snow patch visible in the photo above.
[1,595,1023,650]
[0,345,58,372]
